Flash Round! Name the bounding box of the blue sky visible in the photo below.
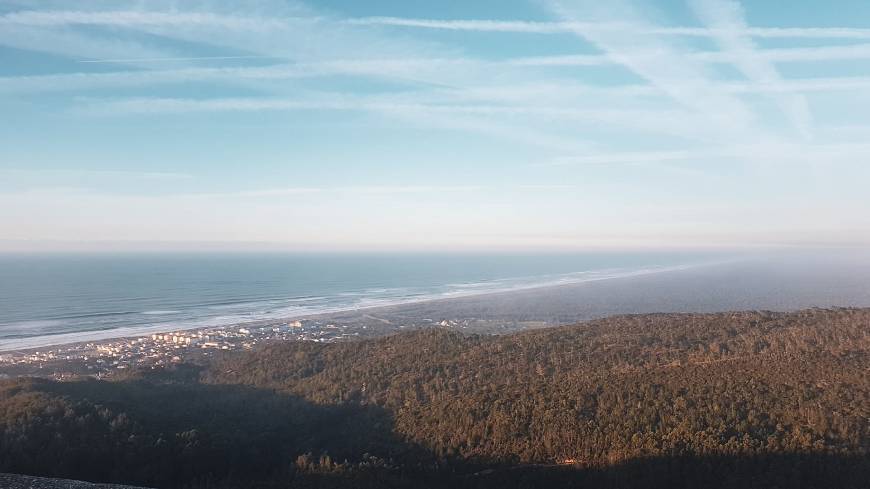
[2,0,870,251]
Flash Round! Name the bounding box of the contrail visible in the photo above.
[79,55,281,63]
[348,16,870,39]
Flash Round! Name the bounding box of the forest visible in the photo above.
[0,307,867,488]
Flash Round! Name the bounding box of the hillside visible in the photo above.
[0,308,868,488]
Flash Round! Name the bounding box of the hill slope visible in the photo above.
[1,308,868,488]
[210,308,868,463]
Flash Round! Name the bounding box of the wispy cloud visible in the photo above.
[228,185,487,197]
[690,0,813,139]
[0,66,318,93]
[0,24,180,65]
[5,1,870,249]
[545,0,759,141]
[544,150,699,166]
[4,184,567,202]
[79,55,281,63]
[0,169,193,180]
[6,1,869,156]
[695,43,870,63]
[7,9,870,40]
[0,10,286,29]
[346,17,598,33]
[348,16,870,39]
[542,142,870,168]
[72,41,870,68]
[73,95,715,143]
[6,54,870,100]
[0,4,443,71]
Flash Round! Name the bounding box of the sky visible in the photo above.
[2,0,870,252]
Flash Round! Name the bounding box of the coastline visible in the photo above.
[5,252,870,378]
[0,262,704,353]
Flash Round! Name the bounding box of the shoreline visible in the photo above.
[0,262,706,354]
[5,251,870,377]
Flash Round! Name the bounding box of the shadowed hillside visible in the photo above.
[1,308,868,488]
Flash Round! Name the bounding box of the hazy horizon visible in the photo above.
[3,0,870,251]
[4,239,867,254]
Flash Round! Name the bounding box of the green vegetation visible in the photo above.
[1,308,868,488]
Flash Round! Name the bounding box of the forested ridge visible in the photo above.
[1,308,867,488]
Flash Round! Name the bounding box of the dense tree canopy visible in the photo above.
[1,308,867,488]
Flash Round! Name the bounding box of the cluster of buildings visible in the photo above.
[0,318,363,378]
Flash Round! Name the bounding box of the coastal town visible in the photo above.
[0,315,485,379]
[0,318,369,379]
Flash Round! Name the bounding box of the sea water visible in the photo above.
[0,251,719,349]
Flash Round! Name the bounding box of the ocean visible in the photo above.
[0,251,722,350]
[4,249,870,352]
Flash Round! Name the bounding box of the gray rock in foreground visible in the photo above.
[0,474,152,489]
